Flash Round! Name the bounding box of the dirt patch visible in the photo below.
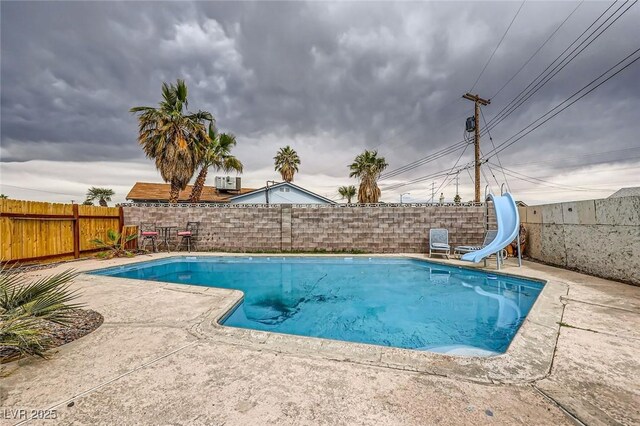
[1,309,104,363]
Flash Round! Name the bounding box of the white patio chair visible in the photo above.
[429,228,450,258]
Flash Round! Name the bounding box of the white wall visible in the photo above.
[520,196,640,286]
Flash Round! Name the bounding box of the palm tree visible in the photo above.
[0,194,8,199]
[349,150,388,203]
[274,146,300,182]
[338,185,357,203]
[130,79,212,203]
[189,124,243,203]
[85,187,114,207]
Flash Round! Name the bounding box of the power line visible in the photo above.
[487,162,597,191]
[483,158,501,189]
[483,0,621,129]
[379,0,633,185]
[507,146,640,168]
[480,107,510,190]
[379,140,467,180]
[483,0,634,135]
[470,0,526,92]
[432,143,471,198]
[493,157,640,178]
[381,170,453,192]
[480,162,494,192]
[482,45,640,160]
[0,184,82,197]
[490,1,584,100]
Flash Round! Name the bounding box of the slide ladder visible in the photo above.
[461,190,522,270]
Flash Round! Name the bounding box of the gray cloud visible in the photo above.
[1,1,639,204]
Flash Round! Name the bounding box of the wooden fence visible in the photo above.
[0,199,126,263]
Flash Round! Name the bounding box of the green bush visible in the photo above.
[0,265,82,359]
[91,229,138,259]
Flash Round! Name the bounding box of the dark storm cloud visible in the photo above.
[1,1,639,196]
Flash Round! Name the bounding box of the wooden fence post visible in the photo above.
[72,204,80,259]
[118,206,124,233]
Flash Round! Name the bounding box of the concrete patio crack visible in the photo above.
[561,296,640,314]
[531,384,587,426]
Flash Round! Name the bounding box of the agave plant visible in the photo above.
[91,229,138,259]
[0,266,82,358]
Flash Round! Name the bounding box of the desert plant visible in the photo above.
[274,146,300,182]
[338,185,357,203]
[189,124,243,203]
[130,79,213,203]
[0,266,81,358]
[85,187,114,207]
[349,150,388,203]
[91,229,138,259]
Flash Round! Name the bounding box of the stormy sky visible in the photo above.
[1,1,639,205]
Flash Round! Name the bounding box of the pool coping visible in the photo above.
[86,253,568,384]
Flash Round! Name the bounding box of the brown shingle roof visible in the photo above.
[126,182,255,203]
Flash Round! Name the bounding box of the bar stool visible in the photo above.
[177,222,199,252]
[139,222,159,252]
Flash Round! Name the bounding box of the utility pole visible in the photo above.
[455,173,459,197]
[462,93,490,202]
[430,182,435,203]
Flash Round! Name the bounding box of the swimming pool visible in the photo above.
[92,256,544,355]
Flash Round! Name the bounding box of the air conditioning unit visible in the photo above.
[215,176,241,191]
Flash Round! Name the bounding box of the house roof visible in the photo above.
[229,181,336,204]
[608,187,640,198]
[126,182,255,203]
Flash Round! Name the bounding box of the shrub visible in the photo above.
[0,265,82,359]
[91,229,137,259]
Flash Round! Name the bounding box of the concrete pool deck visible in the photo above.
[1,253,639,425]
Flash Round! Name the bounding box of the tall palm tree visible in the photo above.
[338,185,357,203]
[349,150,388,203]
[85,187,114,207]
[274,146,300,182]
[189,124,243,203]
[130,79,212,203]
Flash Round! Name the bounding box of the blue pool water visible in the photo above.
[92,256,544,355]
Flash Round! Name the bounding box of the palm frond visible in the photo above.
[0,315,49,358]
[0,269,80,317]
[1,265,83,358]
[131,79,214,202]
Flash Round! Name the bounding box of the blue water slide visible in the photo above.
[461,192,520,264]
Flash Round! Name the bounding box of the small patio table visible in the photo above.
[156,226,177,252]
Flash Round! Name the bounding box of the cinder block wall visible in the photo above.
[123,205,486,254]
[124,206,283,251]
[519,196,640,286]
[290,206,485,253]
